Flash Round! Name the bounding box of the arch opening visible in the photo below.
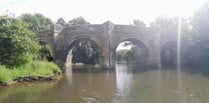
[65,38,102,69]
[161,41,177,69]
[115,38,149,67]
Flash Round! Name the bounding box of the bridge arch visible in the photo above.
[63,35,102,69]
[113,37,149,50]
[113,38,149,66]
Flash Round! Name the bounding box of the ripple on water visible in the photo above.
[82,97,97,103]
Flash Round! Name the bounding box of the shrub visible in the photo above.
[0,16,40,67]
[0,65,13,84]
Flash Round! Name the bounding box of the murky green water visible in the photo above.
[1,64,209,103]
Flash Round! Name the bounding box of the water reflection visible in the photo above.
[0,82,57,103]
[116,64,133,96]
[1,64,209,103]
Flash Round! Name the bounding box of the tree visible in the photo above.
[150,16,178,31]
[39,42,53,61]
[68,16,89,25]
[186,1,209,67]
[56,17,66,26]
[150,16,193,67]
[72,41,100,64]
[161,42,177,68]
[19,13,53,32]
[116,44,142,63]
[116,49,128,61]
[133,19,146,27]
[19,13,54,61]
[0,16,40,67]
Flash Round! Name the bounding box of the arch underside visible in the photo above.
[63,36,102,67]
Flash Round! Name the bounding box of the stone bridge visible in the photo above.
[37,21,177,70]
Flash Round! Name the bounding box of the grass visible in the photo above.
[0,61,61,84]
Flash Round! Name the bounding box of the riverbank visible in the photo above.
[0,74,60,87]
[0,61,61,86]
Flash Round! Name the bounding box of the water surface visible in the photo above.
[1,64,209,103]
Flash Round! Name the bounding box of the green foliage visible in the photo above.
[117,49,128,61]
[0,65,13,84]
[15,61,61,76]
[0,61,61,84]
[56,17,66,26]
[161,42,177,68]
[0,16,40,67]
[133,19,146,27]
[117,46,142,63]
[150,16,178,31]
[173,2,209,67]
[68,16,90,25]
[130,46,142,62]
[39,43,53,61]
[0,15,61,84]
[19,13,53,32]
[150,2,209,67]
[72,41,100,64]
[188,2,209,66]
[14,13,57,62]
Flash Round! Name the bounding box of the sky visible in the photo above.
[0,0,206,25]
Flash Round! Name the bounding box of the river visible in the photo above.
[0,64,209,103]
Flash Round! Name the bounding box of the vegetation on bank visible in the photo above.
[0,14,93,85]
[0,61,61,84]
[0,15,61,85]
